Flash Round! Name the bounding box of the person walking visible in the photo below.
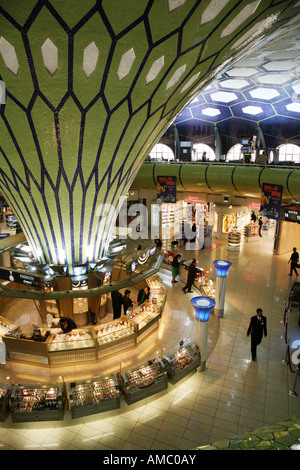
[111,289,123,319]
[247,308,267,361]
[182,258,197,293]
[171,253,181,283]
[288,247,299,276]
[258,216,263,237]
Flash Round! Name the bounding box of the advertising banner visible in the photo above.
[157,176,176,203]
[260,183,283,220]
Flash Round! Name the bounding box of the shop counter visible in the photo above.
[94,319,136,359]
[48,328,97,366]
[10,383,66,422]
[162,340,200,384]
[118,358,168,405]
[68,375,120,419]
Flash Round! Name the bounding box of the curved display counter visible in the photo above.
[1,275,167,367]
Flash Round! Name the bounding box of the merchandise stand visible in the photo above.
[68,375,120,419]
[10,383,66,423]
[162,339,200,384]
[117,358,168,405]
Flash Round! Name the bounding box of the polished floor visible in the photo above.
[0,228,299,450]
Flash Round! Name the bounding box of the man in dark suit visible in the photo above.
[247,308,267,361]
[182,258,197,293]
[111,289,123,319]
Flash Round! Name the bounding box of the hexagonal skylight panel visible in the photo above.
[211,91,238,103]
[227,67,257,77]
[41,38,58,76]
[258,74,291,85]
[242,106,263,115]
[0,36,19,75]
[286,103,300,113]
[263,60,296,71]
[146,56,164,85]
[117,48,136,81]
[166,64,186,90]
[292,80,300,95]
[83,41,99,78]
[220,79,249,90]
[202,108,221,117]
[249,87,280,100]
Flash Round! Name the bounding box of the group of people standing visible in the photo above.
[111,285,150,320]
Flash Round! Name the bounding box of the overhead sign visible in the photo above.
[260,183,283,220]
[157,176,176,203]
[284,205,300,224]
[127,245,156,273]
[0,268,42,287]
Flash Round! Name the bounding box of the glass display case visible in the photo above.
[129,304,161,333]
[10,383,65,422]
[48,329,95,352]
[0,384,10,422]
[47,328,97,365]
[118,358,168,405]
[162,340,201,384]
[94,318,136,358]
[68,375,120,418]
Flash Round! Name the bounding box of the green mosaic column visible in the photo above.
[0,0,297,268]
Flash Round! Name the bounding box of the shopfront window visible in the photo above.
[149,143,174,161]
[192,143,215,161]
[277,144,300,163]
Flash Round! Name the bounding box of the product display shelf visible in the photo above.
[10,383,66,422]
[129,275,166,341]
[68,375,120,419]
[0,384,11,422]
[118,358,168,405]
[228,230,241,251]
[162,340,201,384]
[47,328,97,366]
[94,318,136,359]
[244,224,259,242]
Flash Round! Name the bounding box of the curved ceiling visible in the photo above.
[171,15,300,151]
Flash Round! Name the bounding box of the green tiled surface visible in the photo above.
[198,416,300,450]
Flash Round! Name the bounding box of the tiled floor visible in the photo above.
[0,228,299,450]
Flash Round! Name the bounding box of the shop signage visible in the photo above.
[260,183,283,220]
[157,176,176,203]
[283,205,300,224]
[0,268,42,287]
[127,245,156,273]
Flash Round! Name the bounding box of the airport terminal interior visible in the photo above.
[0,0,300,451]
